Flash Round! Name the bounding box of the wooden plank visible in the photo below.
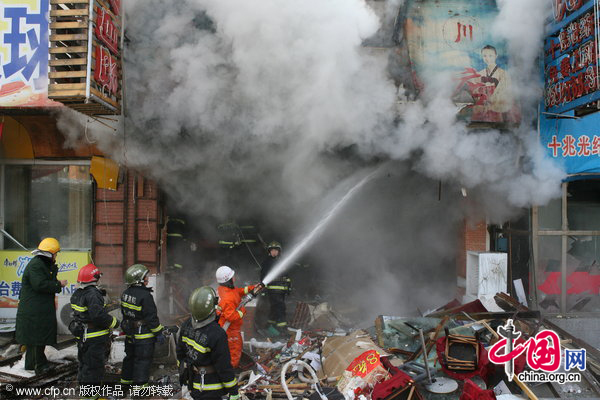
[90,86,120,109]
[48,89,87,97]
[49,83,86,90]
[51,0,89,3]
[50,21,88,29]
[49,46,87,54]
[513,376,539,400]
[50,9,89,17]
[90,82,122,100]
[49,70,87,78]
[50,33,88,41]
[49,57,87,66]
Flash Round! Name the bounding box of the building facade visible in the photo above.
[0,0,164,326]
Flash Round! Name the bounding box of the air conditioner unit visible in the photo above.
[465,252,507,300]
[56,295,73,336]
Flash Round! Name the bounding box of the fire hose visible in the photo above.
[281,360,327,400]
[222,282,266,332]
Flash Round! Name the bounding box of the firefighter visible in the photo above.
[177,286,239,400]
[260,241,291,335]
[70,263,119,384]
[215,266,259,368]
[15,237,67,374]
[120,264,165,386]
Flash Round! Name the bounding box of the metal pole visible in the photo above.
[0,229,27,250]
[561,182,568,314]
[419,329,433,384]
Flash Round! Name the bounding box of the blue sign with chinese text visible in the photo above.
[540,110,600,174]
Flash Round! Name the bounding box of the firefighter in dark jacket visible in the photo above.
[70,263,119,384]
[120,264,164,386]
[260,241,291,335]
[15,238,67,374]
[177,286,239,400]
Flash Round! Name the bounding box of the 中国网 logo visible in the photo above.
[489,319,585,384]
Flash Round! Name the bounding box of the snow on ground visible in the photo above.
[0,345,78,378]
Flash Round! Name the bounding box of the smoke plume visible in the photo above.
[57,0,564,320]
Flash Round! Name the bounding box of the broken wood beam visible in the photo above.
[452,311,541,320]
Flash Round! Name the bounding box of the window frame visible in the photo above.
[0,158,92,251]
[533,178,600,315]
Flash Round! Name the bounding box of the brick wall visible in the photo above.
[93,169,163,295]
[457,219,488,278]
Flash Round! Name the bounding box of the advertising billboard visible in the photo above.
[404,0,521,125]
[0,250,89,316]
[540,109,600,174]
[47,0,122,115]
[544,0,599,114]
[0,0,59,107]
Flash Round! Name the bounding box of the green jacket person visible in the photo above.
[15,238,67,374]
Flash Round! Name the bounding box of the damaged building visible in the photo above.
[0,0,599,399]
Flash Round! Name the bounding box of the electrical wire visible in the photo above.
[237,225,263,269]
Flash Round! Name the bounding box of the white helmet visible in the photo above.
[216,266,235,283]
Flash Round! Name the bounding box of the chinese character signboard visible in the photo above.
[553,0,588,23]
[403,0,521,126]
[0,250,90,316]
[544,0,599,114]
[540,107,600,174]
[490,319,585,384]
[0,0,60,107]
[47,0,122,115]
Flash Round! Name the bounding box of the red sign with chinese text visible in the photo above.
[95,6,119,54]
[346,350,381,378]
[109,0,120,16]
[94,46,119,96]
[544,0,599,113]
[553,0,585,22]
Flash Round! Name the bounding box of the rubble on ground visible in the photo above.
[1,294,600,399]
[235,296,600,400]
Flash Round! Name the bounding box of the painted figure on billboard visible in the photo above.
[403,0,521,126]
[461,45,520,124]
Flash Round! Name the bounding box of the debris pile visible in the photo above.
[0,295,599,400]
[236,296,600,400]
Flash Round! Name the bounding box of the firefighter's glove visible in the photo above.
[252,282,265,296]
[156,333,166,345]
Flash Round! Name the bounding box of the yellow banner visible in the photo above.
[0,250,90,308]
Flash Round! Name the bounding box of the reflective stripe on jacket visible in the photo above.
[70,285,118,340]
[120,285,163,340]
[176,317,238,397]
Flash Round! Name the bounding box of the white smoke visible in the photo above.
[56,0,564,319]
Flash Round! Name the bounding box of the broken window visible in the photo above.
[534,178,600,313]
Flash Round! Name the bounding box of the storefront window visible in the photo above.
[535,179,600,313]
[3,164,92,249]
[538,198,561,230]
[567,180,600,231]
[566,235,600,312]
[536,236,561,312]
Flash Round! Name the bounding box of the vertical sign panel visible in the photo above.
[544,0,599,114]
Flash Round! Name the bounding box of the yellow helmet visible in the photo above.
[38,238,61,254]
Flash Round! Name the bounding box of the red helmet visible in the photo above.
[78,263,102,283]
